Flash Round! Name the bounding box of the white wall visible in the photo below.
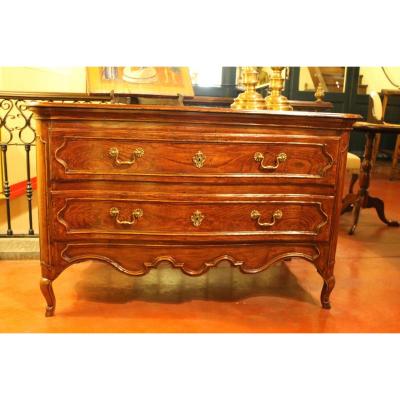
[0,67,86,92]
[359,67,400,94]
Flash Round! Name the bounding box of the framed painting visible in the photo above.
[86,67,194,97]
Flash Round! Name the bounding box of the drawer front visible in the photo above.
[52,195,333,242]
[51,136,338,184]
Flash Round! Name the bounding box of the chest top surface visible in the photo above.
[29,102,360,127]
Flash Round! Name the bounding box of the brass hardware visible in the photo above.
[251,209,283,227]
[192,150,206,168]
[109,207,143,225]
[231,67,266,110]
[254,152,287,170]
[191,210,204,227]
[109,146,144,166]
[315,82,325,102]
[265,67,293,111]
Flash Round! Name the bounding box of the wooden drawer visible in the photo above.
[52,194,333,242]
[51,136,338,184]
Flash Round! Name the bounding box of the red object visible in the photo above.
[8,177,37,200]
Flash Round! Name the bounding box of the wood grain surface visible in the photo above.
[29,102,360,316]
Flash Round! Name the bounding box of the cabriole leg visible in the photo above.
[320,275,335,309]
[315,253,335,309]
[40,277,56,317]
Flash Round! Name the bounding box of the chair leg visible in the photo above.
[341,173,359,214]
[349,173,359,194]
[389,134,400,180]
[349,196,362,235]
[371,133,381,168]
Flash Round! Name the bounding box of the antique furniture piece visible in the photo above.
[30,102,359,316]
[342,91,400,234]
[345,121,400,235]
[371,89,400,179]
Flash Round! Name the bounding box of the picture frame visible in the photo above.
[86,67,194,97]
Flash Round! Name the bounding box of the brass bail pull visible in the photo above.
[109,207,143,225]
[254,152,287,170]
[251,209,283,227]
[109,147,144,166]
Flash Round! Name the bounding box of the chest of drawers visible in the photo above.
[30,102,359,316]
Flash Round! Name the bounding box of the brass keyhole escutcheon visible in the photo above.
[191,210,204,227]
[192,150,206,168]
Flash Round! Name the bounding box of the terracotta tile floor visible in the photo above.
[0,165,399,333]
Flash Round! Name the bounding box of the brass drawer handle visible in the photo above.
[192,150,206,168]
[251,209,283,227]
[191,210,204,227]
[109,207,143,225]
[109,147,144,166]
[254,152,287,170]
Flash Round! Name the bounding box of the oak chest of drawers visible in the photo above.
[30,102,359,316]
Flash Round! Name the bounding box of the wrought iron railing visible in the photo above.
[0,91,113,237]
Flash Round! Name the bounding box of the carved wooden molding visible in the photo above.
[315,202,329,234]
[319,144,334,176]
[56,198,330,237]
[54,137,69,172]
[61,246,147,276]
[339,131,350,155]
[144,255,184,270]
[56,200,69,231]
[239,246,321,274]
[54,136,335,180]
[60,243,322,277]
[204,255,244,269]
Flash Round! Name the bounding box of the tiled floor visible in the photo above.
[0,165,399,333]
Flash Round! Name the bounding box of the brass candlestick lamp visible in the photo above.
[231,67,266,110]
[314,82,325,102]
[265,67,293,111]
